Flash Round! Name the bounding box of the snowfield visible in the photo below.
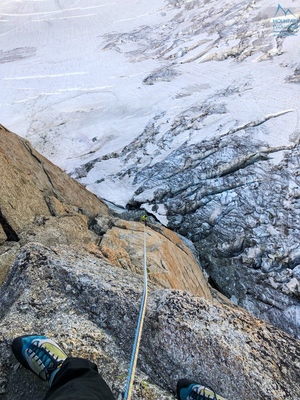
[1,0,300,208]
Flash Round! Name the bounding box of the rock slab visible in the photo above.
[0,125,210,300]
[0,243,299,400]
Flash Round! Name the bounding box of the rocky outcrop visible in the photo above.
[0,124,108,229]
[0,125,210,299]
[0,243,299,400]
[94,216,211,298]
[0,124,109,281]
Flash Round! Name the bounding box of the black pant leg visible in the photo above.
[43,357,116,400]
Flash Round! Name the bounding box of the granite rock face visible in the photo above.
[96,216,211,298]
[0,125,108,230]
[0,125,210,299]
[0,124,109,282]
[0,243,299,400]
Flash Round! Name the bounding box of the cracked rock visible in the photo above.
[0,243,300,400]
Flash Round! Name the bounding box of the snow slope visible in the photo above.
[1,0,300,208]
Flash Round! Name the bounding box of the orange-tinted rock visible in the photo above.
[100,219,212,299]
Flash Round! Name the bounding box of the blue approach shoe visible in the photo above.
[177,378,226,400]
[12,335,67,386]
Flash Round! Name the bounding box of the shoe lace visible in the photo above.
[189,385,218,400]
[28,341,63,381]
